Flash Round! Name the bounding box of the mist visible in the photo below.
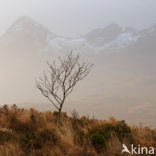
[0,0,156,127]
[0,0,156,37]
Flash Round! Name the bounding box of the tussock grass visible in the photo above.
[0,105,155,156]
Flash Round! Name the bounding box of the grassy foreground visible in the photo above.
[0,104,155,156]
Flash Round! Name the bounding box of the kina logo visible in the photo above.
[121,144,155,155]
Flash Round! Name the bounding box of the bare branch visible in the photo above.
[36,52,93,117]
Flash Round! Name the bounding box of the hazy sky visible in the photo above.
[0,0,156,37]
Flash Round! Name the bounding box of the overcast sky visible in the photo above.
[0,0,156,37]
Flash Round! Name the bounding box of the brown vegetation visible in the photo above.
[0,104,155,156]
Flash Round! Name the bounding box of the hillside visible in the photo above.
[0,105,155,156]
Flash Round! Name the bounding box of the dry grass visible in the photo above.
[0,105,155,156]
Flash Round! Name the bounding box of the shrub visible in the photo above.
[114,120,132,141]
[74,130,86,145]
[36,128,60,146]
[90,132,106,152]
[18,132,38,151]
[71,116,90,131]
[89,121,132,153]
[19,129,61,152]
[90,121,132,141]
[9,120,37,134]
[90,123,115,140]
[0,131,17,144]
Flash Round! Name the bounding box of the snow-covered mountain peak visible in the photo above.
[6,16,56,39]
[2,16,56,48]
[82,24,140,51]
[8,16,41,32]
[84,23,122,45]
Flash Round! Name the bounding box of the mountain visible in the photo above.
[0,16,56,50]
[83,23,139,50]
[0,16,156,128]
[42,22,156,53]
[44,23,140,53]
[1,16,156,54]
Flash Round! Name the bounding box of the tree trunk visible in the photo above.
[57,104,63,125]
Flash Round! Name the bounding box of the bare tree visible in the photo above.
[36,52,93,119]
